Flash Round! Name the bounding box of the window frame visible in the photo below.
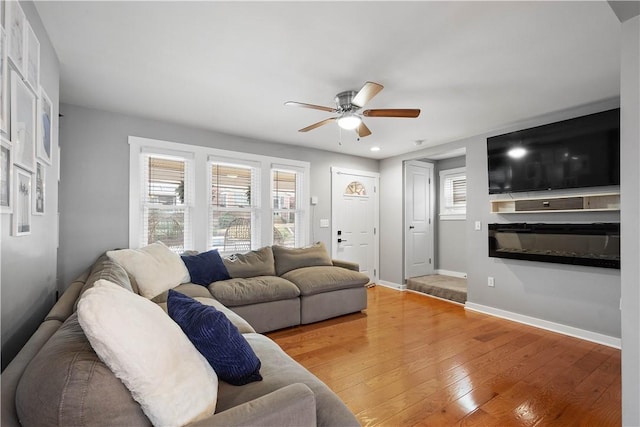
[439,166,466,221]
[129,136,310,252]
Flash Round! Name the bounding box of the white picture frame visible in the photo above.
[1,136,12,213]
[0,26,8,134]
[6,0,25,75]
[33,160,43,215]
[37,87,52,164]
[24,22,38,91]
[13,166,31,235]
[11,70,35,172]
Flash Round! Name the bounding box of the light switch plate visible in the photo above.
[320,219,329,228]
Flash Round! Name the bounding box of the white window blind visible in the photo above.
[440,167,466,220]
[140,153,193,252]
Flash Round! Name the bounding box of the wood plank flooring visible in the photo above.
[267,286,621,426]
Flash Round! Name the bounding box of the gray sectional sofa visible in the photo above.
[1,243,370,426]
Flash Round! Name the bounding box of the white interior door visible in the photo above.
[331,167,379,282]
[404,160,434,279]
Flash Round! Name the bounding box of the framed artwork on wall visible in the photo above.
[33,160,43,215]
[0,26,8,134]
[13,166,31,236]
[1,137,12,213]
[37,87,52,164]
[6,0,25,75]
[11,70,35,172]
[25,22,38,91]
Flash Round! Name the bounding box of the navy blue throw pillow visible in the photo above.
[167,290,262,386]
[181,250,231,286]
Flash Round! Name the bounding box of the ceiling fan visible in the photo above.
[284,81,420,138]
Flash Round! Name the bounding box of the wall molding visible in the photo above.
[465,302,621,349]
[435,269,467,279]
[377,280,405,290]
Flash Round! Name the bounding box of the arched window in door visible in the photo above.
[345,181,367,196]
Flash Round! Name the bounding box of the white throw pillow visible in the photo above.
[107,242,190,299]
[77,279,218,427]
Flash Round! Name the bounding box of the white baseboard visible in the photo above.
[435,269,467,279]
[406,289,465,306]
[465,302,621,349]
[377,280,405,291]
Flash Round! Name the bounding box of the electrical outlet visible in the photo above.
[488,277,495,287]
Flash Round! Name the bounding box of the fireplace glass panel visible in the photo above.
[489,223,620,269]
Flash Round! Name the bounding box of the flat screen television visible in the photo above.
[487,108,620,194]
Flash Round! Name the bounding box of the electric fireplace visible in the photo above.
[488,223,620,269]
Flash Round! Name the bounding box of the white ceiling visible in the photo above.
[34,1,622,160]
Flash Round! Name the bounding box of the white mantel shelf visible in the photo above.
[490,192,620,214]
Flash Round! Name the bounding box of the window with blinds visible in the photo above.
[272,169,299,247]
[209,162,259,254]
[130,137,310,254]
[141,154,193,252]
[439,167,466,219]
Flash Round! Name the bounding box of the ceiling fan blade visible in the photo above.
[363,109,421,118]
[352,81,384,107]
[299,117,337,132]
[356,122,372,138]
[284,101,336,113]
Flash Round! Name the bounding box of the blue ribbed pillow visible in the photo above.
[181,250,231,286]
[167,290,262,386]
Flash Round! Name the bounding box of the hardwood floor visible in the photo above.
[267,286,621,426]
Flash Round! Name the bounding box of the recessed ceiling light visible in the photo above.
[370,146,380,152]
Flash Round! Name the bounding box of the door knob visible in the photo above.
[409,226,415,229]
[338,238,347,243]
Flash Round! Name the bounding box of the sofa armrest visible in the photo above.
[332,259,360,272]
[186,383,316,427]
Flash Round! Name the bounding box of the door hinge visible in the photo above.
[374,185,377,193]
[374,227,376,235]
[429,258,432,264]
[428,178,431,184]
[374,269,377,276]
[429,218,431,225]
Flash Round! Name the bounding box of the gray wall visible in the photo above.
[1,1,60,370]
[57,103,378,289]
[620,14,639,427]
[435,156,466,274]
[380,98,622,339]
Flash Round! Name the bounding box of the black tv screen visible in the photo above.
[487,108,620,194]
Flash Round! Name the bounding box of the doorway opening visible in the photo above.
[404,149,467,303]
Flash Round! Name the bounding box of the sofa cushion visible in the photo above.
[208,276,300,307]
[151,282,214,303]
[77,280,218,426]
[281,266,370,296]
[216,333,360,427]
[107,241,190,299]
[272,242,333,276]
[168,290,263,386]
[181,249,231,286]
[15,314,151,426]
[223,246,276,278]
[157,295,256,334]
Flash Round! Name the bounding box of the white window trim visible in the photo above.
[129,136,310,251]
[439,166,466,221]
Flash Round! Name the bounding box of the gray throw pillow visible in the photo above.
[272,242,333,276]
[223,246,276,278]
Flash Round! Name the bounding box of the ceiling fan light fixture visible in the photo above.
[337,113,362,130]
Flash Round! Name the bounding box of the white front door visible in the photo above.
[331,167,379,282]
[404,160,434,279]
